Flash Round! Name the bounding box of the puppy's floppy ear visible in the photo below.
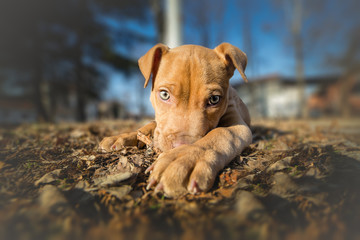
[214,42,248,83]
[138,43,170,88]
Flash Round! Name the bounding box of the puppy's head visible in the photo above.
[138,43,247,151]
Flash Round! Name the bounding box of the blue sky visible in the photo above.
[104,0,358,114]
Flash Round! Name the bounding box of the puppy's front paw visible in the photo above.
[146,145,219,197]
[99,132,137,152]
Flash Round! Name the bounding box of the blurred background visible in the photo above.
[0,0,359,124]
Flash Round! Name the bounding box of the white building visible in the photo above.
[233,74,338,119]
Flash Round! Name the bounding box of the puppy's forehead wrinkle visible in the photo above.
[158,46,228,105]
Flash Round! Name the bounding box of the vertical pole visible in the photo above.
[165,0,182,48]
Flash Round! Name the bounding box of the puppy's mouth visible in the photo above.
[155,132,203,151]
[170,134,200,148]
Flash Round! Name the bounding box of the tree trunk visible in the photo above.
[292,0,307,118]
[340,74,356,118]
[32,35,50,122]
[74,36,87,122]
[151,0,165,42]
[33,68,50,122]
[294,33,307,118]
[75,60,87,122]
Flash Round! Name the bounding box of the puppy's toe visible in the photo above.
[160,158,195,197]
[100,132,138,152]
[188,161,217,193]
[148,152,177,181]
[99,136,118,152]
[113,133,138,150]
[111,138,125,151]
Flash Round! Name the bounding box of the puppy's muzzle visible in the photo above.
[167,134,201,149]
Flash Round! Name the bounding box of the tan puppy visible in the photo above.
[100,43,252,197]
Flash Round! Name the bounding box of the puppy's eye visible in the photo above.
[208,95,221,105]
[159,90,170,101]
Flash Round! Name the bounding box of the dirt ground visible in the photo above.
[0,118,360,240]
